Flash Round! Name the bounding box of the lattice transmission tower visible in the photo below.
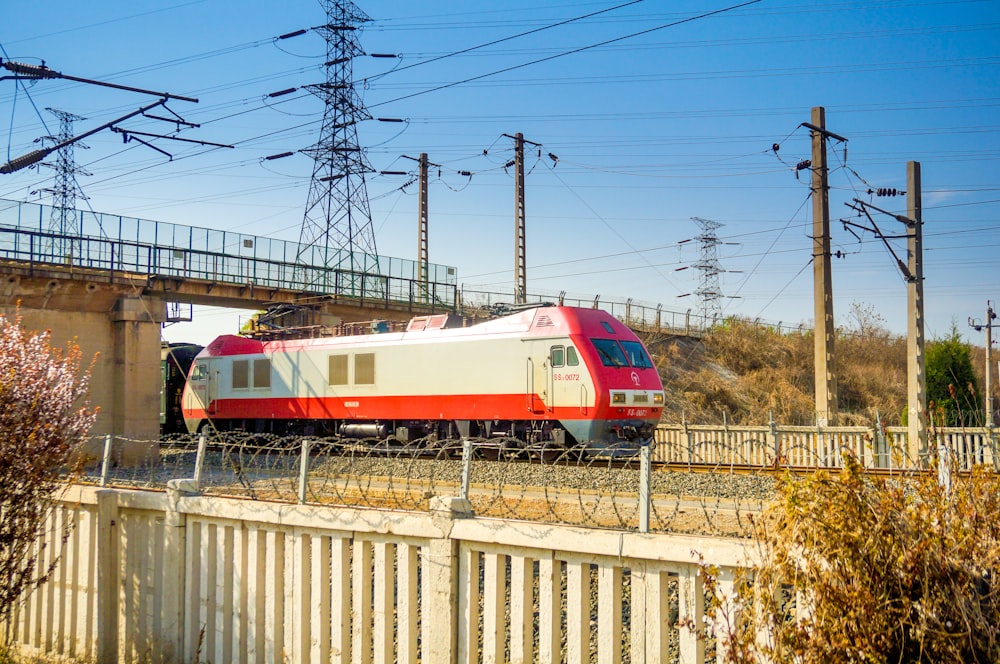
[298,0,379,292]
[690,216,727,324]
[40,107,89,261]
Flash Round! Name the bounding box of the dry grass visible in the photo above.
[701,456,1000,663]
[643,315,911,426]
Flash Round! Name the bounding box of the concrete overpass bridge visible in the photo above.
[0,199,458,460]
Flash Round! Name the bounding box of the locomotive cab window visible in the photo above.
[567,346,579,366]
[620,341,653,369]
[190,363,208,380]
[550,346,565,367]
[591,338,629,367]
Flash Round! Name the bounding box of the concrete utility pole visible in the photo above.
[417,153,429,298]
[969,301,997,426]
[512,132,527,304]
[907,161,927,457]
[503,132,543,304]
[809,107,838,425]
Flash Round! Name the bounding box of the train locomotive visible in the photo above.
[181,305,664,455]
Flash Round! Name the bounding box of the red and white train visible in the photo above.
[181,305,664,455]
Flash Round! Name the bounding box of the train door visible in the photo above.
[547,342,585,413]
[526,341,548,414]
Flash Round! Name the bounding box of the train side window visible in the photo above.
[567,346,580,366]
[329,355,348,385]
[355,353,375,385]
[550,346,565,368]
[232,359,249,389]
[253,358,271,389]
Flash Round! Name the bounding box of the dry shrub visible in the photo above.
[703,456,1000,663]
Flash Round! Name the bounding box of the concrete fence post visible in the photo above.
[163,479,195,661]
[298,437,312,505]
[96,490,119,664]
[423,496,473,664]
[639,442,651,533]
[193,434,207,492]
[99,435,113,487]
[460,439,473,502]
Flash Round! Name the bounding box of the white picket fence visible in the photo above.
[7,483,752,664]
[654,423,999,470]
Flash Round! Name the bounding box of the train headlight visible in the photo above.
[612,392,626,404]
[653,392,664,405]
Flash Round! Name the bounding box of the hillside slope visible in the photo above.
[639,316,910,426]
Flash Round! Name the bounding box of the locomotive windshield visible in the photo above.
[620,341,653,368]
[591,338,653,369]
[591,339,629,367]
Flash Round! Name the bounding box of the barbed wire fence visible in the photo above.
[66,427,992,536]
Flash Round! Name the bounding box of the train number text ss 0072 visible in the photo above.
[181,305,664,455]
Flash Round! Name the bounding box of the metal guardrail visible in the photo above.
[1,199,815,335]
[0,198,459,308]
[458,287,811,337]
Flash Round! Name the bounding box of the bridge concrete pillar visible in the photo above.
[109,296,164,465]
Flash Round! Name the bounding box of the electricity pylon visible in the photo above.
[40,107,89,262]
[297,0,379,294]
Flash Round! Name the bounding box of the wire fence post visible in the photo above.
[298,437,312,505]
[193,433,207,492]
[460,438,473,502]
[99,434,112,487]
[639,441,651,533]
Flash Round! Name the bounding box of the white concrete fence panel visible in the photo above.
[6,484,753,664]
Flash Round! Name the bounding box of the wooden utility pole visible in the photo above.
[906,161,927,458]
[417,152,429,299]
[810,107,838,425]
[512,132,527,304]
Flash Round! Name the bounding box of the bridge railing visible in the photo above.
[0,199,458,309]
[458,286,809,336]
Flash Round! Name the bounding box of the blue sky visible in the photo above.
[1,1,998,346]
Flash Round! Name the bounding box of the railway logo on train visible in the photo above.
[180,305,664,456]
